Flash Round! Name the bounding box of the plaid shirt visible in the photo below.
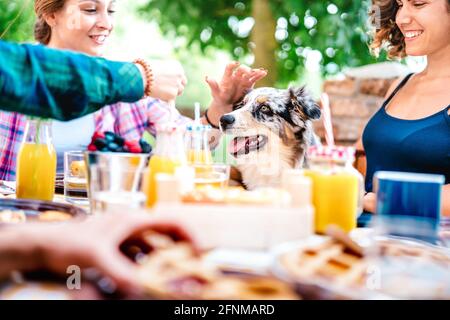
[0,98,191,181]
[0,41,143,120]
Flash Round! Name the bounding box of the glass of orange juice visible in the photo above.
[16,119,57,201]
[185,124,213,165]
[304,146,363,234]
[192,163,230,189]
[144,124,187,207]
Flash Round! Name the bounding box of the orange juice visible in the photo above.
[304,170,359,233]
[145,155,182,207]
[146,124,187,207]
[194,172,228,189]
[305,146,363,234]
[16,143,57,201]
[187,149,213,165]
[185,124,213,165]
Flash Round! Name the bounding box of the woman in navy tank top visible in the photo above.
[360,0,450,216]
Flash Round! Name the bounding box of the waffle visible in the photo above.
[137,234,299,300]
[181,186,291,206]
[278,236,450,299]
[38,211,72,222]
[279,239,368,289]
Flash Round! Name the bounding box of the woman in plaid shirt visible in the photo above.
[0,0,266,180]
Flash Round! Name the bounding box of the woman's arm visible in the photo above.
[442,185,450,217]
[0,41,144,121]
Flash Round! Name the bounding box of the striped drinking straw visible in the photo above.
[320,92,335,147]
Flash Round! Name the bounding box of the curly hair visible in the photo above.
[34,0,66,45]
[369,0,450,59]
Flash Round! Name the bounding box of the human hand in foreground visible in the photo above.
[0,213,195,297]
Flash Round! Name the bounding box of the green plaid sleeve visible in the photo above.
[0,41,144,121]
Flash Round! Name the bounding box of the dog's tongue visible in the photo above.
[229,137,248,154]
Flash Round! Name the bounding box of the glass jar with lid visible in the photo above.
[304,146,364,233]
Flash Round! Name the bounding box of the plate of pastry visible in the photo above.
[125,230,301,300]
[0,198,87,224]
[271,232,450,300]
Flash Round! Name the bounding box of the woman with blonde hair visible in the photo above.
[360,0,450,216]
[0,0,266,178]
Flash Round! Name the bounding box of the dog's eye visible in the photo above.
[259,105,271,114]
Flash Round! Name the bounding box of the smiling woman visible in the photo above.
[370,0,450,58]
[359,0,450,216]
[35,0,116,56]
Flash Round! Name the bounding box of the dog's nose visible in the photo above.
[220,114,235,130]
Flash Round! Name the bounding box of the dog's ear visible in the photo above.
[289,87,321,121]
[280,122,297,144]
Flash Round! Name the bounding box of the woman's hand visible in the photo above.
[204,62,267,126]
[13,213,194,296]
[138,60,187,102]
[363,192,377,213]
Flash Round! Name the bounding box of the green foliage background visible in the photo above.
[0,0,34,42]
[139,0,387,86]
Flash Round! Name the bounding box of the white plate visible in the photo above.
[270,234,450,299]
[204,249,273,276]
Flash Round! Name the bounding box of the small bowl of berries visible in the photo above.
[84,132,153,213]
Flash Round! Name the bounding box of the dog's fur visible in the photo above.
[220,87,321,190]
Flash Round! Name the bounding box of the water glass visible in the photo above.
[64,151,88,205]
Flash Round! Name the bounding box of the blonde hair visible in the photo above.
[34,0,66,44]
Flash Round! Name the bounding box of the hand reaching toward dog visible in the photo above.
[206,62,267,106]
[203,62,267,128]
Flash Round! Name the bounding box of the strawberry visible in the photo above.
[124,140,141,153]
[92,132,105,141]
[88,143,97,152]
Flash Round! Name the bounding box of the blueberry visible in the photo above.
[94,138,107,149]
[114,136,125,147]
[107,142,120,152]
[104,131,116,142]
[139,139,152,154]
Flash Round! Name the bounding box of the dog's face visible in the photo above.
[220,87,321,159]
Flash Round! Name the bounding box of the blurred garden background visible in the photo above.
[1,0,425,143]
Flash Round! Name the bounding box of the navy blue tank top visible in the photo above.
[363,73,450,192]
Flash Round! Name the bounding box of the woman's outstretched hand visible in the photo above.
[204,62,267,127]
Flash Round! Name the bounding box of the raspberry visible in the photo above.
[125,140,142,153]
[92,132,105,141]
